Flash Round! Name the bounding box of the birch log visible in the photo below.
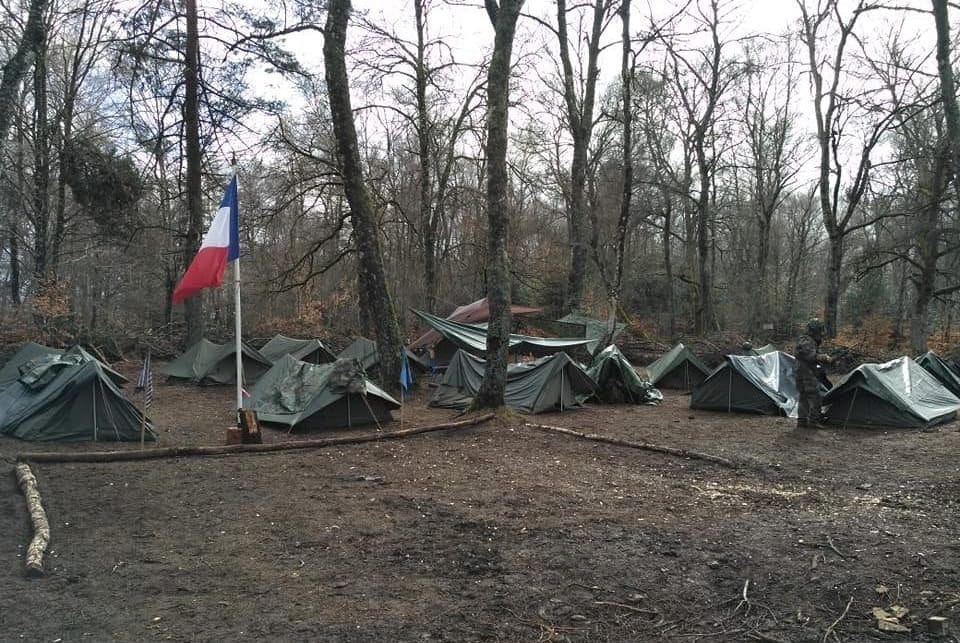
[15,462,50,576]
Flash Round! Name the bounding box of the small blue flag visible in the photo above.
[399,350,413,399]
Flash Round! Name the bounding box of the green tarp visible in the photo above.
[260,334,336,364]
[429,349,595,413]
[749,343,777,355]
[338,337,379,371]
[249,355,399,430]
[162,338,272,385]
[645,343,711,390]
[413,310,594,358]
[823,357,960,428]
[0,347,154,441]
[587,345,662,404]
[558,313,627,354]
[690,351,801,417]
[0,342,128,389]
[915,351,960,398]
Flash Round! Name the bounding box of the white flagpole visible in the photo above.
[233,161,243,419]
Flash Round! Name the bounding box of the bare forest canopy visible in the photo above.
[1,0,960,360]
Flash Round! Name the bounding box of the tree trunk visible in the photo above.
[182,0,204,346]
[662,194,675,338]
[474,0,524,409]
[910,147,948,353]
[324,0,404,392]
[31,24,49,282]
[933,0,960,207]
[414,0,437,312]
[0,0,47,154]
[824,233,843,335]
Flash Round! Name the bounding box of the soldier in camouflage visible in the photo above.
[796,318,829,428]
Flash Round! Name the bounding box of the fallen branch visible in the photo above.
[825,536,847,558]
[822,596,854,643]
[14,463,50,577]
[17,414,495,464]
[525,423,738,469]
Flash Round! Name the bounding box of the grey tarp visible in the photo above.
[915,351,960,398]
[645,343,711,390]
[749,343,777,355]
[162,338,272,384]
[0,348,155,441]
[558,313,627,354]
[429,350,595,413]
[249,355,399,430]
[823,357,960,428]
[690,351,801,417]
[413,310,594,358]
[337,337,380,371]
[260,334,336,364]
[1,342,128,389]
[587,345,662,404]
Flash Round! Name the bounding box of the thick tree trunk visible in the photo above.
[31,26,49,282]
[824,233,843,336]
[0,0,47,154]
[182,0,204,346]
[694,145,712,334]
[414,0,437,312]
[933,0,960,207]
[324,0,404,391]
[475,0,524,409]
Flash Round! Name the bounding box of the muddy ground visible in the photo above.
[1,361,959,642]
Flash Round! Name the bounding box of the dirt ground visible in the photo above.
[2,360,960,642]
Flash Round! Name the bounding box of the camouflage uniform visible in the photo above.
[796,319,825,428]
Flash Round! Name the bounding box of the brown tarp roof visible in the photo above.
[407,297,542,351]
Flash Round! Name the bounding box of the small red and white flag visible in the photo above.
[172,177,239,303]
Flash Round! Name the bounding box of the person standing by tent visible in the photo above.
[796,318,830,428]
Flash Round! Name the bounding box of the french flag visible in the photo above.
[172,177,240,303]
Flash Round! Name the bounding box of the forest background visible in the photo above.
[1,0,959,379]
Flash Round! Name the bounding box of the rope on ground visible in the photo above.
[14,462,50,577]
[524,422,739,469]
[16,414,495,465]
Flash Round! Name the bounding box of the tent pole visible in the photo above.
[842,387,857,430]
[233,167,243,421]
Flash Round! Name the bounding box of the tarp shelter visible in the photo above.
[429,349,595,413]
[587,345,662,404]
[749,343,777,355]
[162,338,272,385]
[645,343,711,390]
[249,355,400,430]
[412,310,594,361]
[915,351,960,398]
[338,337,379,371]
[0,347,155,441]
[558,313,627,355]
[0,342,128,389]
[690,351,802,417]
[260,334,336,364]
[823,357,960,428]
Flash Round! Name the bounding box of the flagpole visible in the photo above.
[233,160,243,420]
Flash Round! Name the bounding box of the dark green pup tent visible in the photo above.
[587,345,662,404]
[337,337,380,371]
[260,334,336,364]
[645,343,711,390]
[0,347,155,441]
[823,357,960,428]
[558,313,627,354]
[249,355,400,430]
[690,351,801,417]
[915,351,960,398]
[430,349,595,413]
[0,342,128,389]
[162,338,272,385]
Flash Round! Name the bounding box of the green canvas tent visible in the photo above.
[249,355,399,430]
[162,338,272,385]
[429,349,595,413]
[915,351,960,398]
[558,313,627,354]
[823,357,960,428]
[0,342,128,389]
[338,337,380,371]
[690,351,801,417]
[413,310,594,359]
[645,343,711,390]
[260,334,336,364]
[0,347,155,441]
[587,345,662,404]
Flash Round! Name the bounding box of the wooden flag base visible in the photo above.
[239,409,262,444]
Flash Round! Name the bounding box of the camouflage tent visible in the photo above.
[587,345,662,404]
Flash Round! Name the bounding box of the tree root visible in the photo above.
[16,414,495,464]
[14,463,49,577]
[524,422,739,468]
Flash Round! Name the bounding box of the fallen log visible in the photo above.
[525,422,738,469]
[17,414,494,464]
[14,463,50,576]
